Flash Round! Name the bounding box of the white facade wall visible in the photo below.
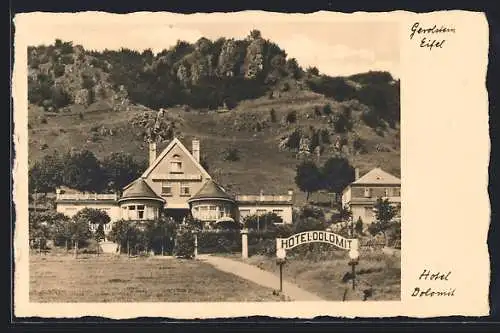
[237,204,293,224]
[56,202,121,221]
[56,202,121,235]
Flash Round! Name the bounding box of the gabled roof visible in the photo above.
[118,178,165,203]
[188,179,235,203]
[141,137,211,179]
[352,167,401,185]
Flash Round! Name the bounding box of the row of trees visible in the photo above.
[295,155,355,201]
[29,149,146,194]
[29,208,180,257]
[30,208,110,256]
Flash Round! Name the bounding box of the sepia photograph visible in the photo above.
[23,15,403,304]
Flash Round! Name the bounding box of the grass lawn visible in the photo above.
[29,253,283,302]
[222,250,401,301]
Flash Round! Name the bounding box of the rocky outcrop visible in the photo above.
[216,39,238,78]
[243,38,265,79]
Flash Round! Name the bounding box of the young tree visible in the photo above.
[72,208,110,256]
[294,161,322,201]
[368,198,397,247]
[320,156,355,201]
[70,217,92,258]
[323,103,332,116]
[52,217,73,251]
[94,224,106,256]
[355,217,364,236]
[108,219,140,256]
[29,211,54,254]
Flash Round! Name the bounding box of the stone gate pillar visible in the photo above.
[241,228,248,259]
[192,230,198,258]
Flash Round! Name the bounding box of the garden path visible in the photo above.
[197,254,325,301]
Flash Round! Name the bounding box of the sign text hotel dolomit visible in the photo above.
[276,231,358,251]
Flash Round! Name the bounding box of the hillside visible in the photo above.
[27,32,400,204]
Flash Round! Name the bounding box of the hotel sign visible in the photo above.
[276,231,358,251]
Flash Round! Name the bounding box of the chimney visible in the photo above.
[287,189,294,196]
[149,141,157,166]
[259,189,264,201]
[355,168,360,180]
[192,138,200,163]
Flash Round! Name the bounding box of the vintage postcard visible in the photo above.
[12,10,490,319]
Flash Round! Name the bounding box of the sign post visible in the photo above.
[276,248,286,293]
[348,248,360,290]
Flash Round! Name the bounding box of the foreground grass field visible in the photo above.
[223,250,401,301]
[30,253,283,302]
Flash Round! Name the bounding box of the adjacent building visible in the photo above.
[341,167,401,224]
[55,137,294,234]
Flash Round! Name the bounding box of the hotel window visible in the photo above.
[180,182,190,196]
[170,155,182,173]
[161,181,172,196]
[240,209,250,218]
[128,205,136,220]
[209,205,217,220]
[364,187,371,197]
[393,188,401,197]
[272,209,283,216]
[137,205,145,219]
[256,209,267,216]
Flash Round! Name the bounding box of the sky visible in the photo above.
[19,11,400,78]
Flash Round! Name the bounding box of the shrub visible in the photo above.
[323,103,332,115]
[320,128,331,144]
[285,128,301,150]
[285,110,297,124]
[299,205,325,220]
[333,107,353,133]
[361,110,380,128]
[282,82,290,92]
[197,230,241,254]
[244,212,283,231]
[269,108,277,122]
[353,135,367,154]
[173,225,195,258]
[223,147,240,161]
